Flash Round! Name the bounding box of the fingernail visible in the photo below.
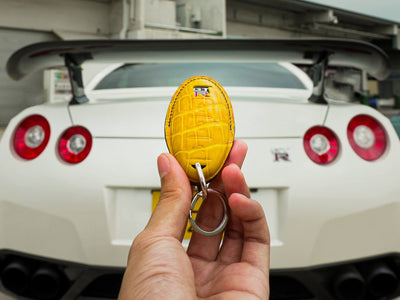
[237,193,249,201]
[157,154,170,179]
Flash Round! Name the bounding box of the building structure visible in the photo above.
[0,0,400,126]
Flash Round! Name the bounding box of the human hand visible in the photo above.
[118,140,270,299]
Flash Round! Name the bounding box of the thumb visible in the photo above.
[145,153,192,240]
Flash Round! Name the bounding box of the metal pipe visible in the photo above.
[365,262,398,298]
[333,266,366,300]
[1,260,32,294]
[30,265,62,300]
[134,0,145,31]
[119,0,129,39]
[145,22,219,35]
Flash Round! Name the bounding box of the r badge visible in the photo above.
[271,148,290,162]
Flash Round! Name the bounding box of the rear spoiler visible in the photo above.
[7,39,390,104]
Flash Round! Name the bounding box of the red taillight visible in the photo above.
[347,115,387,161]
[303,126,340,164]
[58,126,92,164]
[13,115,50,160]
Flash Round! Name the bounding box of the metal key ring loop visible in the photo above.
[195,162,208,199]
[189,188,228,237]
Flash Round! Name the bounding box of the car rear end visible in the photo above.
[2,89,399,300]
[1,39,399,300]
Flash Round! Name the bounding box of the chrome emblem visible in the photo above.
[194,87,209,97]
[271,148,290,162]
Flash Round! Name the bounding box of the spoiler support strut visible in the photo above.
[65,53,92,105]
[307,51,331,103]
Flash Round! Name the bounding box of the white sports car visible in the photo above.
[0,39,399,300]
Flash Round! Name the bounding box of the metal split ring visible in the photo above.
[189,163,228,236]
[195,162,208,199]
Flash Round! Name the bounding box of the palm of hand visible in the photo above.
[184,153,269,299]
[191,257,269,299]
[119,141,270,299]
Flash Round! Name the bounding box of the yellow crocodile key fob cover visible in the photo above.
[165,76,235,183]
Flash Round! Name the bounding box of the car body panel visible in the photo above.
[0,97,328,265]
[1,98,399,270]
[69,98,327,138]
[243,103,400,268]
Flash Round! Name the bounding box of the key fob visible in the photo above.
[165,76,235,183]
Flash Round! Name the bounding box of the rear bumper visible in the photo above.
[1,249,399,300]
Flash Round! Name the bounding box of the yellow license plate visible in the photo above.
[152,190,202,239]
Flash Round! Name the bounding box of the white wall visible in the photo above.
[176,0,225,34]
[0,0,112,39]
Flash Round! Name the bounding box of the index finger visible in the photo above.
[187,140,248,261]
[209,139,248,193]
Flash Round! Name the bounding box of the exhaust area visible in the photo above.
[0,250,399,299]
[269,254,400,300]
[30,265,63,300]
[365,261,399,298]
[331,262,399,300]
[0,258,66,300]
[333,266,366,300]
[1,259,32,295]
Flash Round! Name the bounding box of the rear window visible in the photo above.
[94,63,306,90]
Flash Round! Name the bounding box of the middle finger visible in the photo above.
[186,140,248,261]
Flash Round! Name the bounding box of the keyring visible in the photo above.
[195,162,208,199]
[189,188,228,236]
[189,164,228,236]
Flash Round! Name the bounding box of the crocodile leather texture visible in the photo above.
[165,76,235,183]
